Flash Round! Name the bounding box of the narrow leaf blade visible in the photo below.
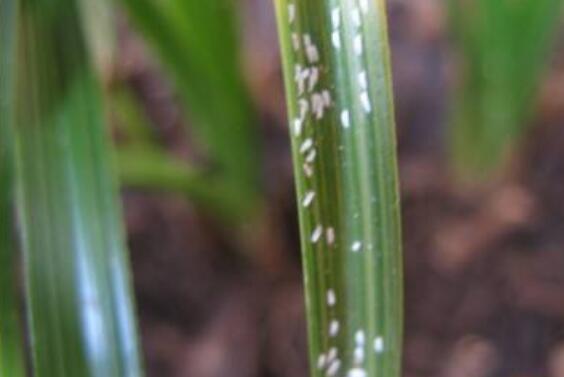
[0,0,26,374]
[13,1,143,375]
[274,1,403,376]
[120,0,261,215]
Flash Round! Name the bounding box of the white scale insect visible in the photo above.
[326,360,341,377]
[292,33,300,51]
[326,227,336,245]
[354,34,363,56]
[374,336,385,354]
[302,191,316,208]
[329,320,340,337]
[300,138,314,154]
[288,3,296,23]
[305,149,317,163]
[348,368,367,377]
[360,91,371,113]
[327,289,336,306]
[331,7,341,49]
[332,31,341,49]
[311,225,323,243]
[341,110,350,128]
[351,241,363,252]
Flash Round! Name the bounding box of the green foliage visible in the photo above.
[274,0,403,376]
[120,0,261,218]
[117,145,241,216]
[78,0,115,77]
[0,144,25,377]
[11,0,143,375]
[0,124,25,377]
[0,1,26,375]
[109,87,245,218]
[448,0,561,178]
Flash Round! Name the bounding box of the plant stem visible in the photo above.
[274,1,403,376]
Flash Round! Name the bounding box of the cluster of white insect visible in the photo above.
[287,2,386,376]
[318,288,339,375]
[288,2,338,253]
[347,330,367,376]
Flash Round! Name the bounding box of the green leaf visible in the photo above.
[12,0,143,375]
[117,145,246,217]
[109,86,249,219]
[274,1,403,377]
[120,0,261,216]
[110,86,157,147]
[0,0,26,375]
[77,0,116,79]
[0,125,26,377]
[0,149,25,377]
[447,0,561,179]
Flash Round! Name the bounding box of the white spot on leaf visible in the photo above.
[305,149,317,163]
[351,8,362,27]
[308,67,320,92]
[326,227,335,245]
[303,34,320,63]
[322,90,332,106]
[303,163,314,177]
[331,7,341,28]
[354,34,363,55]
[331,31,341,49]
[302,191,316,208]
[311,93,326,119]
[288,3,296,23]
[329,320,340,337]
[348,368,367,377]
[341,110,350,128]
[360,91,371,113]
[327,347,338,362]
[295,65,310,95]
[327,289,336,306]
[299,98,309,119]
[360,0,369,14]
[300,138,313,153]
[355,330,365,345]
[326,360,341,376]
[317,353,327,369]
[351,241,363,252]
[293,118,303,136]
[358,71,367,89]
[311,225,323,243]
[374,336,385,353]
[354,346,365,364]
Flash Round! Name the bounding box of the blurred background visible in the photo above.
[106,0,564,376]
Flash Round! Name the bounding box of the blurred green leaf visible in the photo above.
[78,0,116,79]
[117,145,246,216]
[109,86,249,218]
[120,0,261,217]
[447,0,561,179]
[0,0,26,375]
[12,0,143,375]
[274,0,403,376]
[110,86,157,147]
